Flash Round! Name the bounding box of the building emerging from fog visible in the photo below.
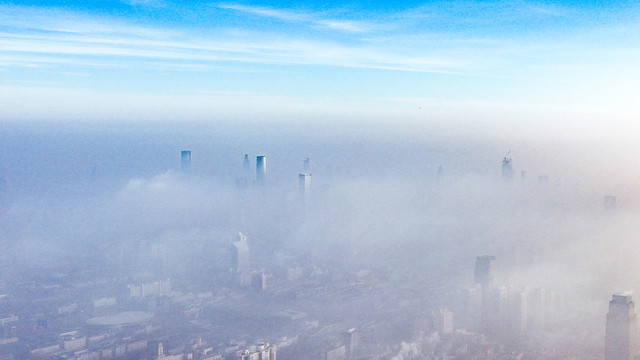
[231,232,250,286]
[474,255,497,335]
[474,256,495,287]
[256,155,266,185]
[299,173,311,195]
[606,294,637,360]
[501,155,514,179]
[243,154,250,173]
[303,157,311,172]
[181,150,191,172]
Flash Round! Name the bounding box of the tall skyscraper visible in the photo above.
[344,328,359,357]
[606,294,637,360]
[231,232,250,286]
[256,155,266,185]
[475,255,497,336]
[299,173,311,195]
[181,150,191,172]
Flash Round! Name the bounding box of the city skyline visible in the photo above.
[0,129,637,358]
[1,1,640,358]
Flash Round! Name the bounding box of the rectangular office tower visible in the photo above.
[299,173,311,194]
[181,151,191,172]
[606,294,637,360]
[256,156,266,185]
[474,255,496,287]
[474,255,497,335]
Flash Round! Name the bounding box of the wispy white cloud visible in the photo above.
[125,0,168,8]
[0,6,469,75]
[2,0,640,121]
[218,4,374,33]
[397,0,571,24]
[218,4,303,22]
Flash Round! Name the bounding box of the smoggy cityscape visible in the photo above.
[0,123,637,360]
[3,0,640,358]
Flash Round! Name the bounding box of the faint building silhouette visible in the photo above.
[231,232,250,286]
[251,271,266,291]
[436,308,454,336]
[511,290,528,334]
[474,255,496,287]
[502,154,514,179]
[605,294,637,360]
[236,154,252,190]
[303,157,311,172]
[243,154,250,175]
[181,150,191,172]
[475,255,498,336]
[344,328,359,357]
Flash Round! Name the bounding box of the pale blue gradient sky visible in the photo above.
[1,1,639,137]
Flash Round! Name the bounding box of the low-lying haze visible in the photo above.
[0,120,637,358]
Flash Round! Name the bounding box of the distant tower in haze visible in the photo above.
[243,154,250,174]
[474,255,496,287]
[231,232,250,286]
[181,151,191,172]
[475,255,497,335]
[344,328,359,357]
[303,157,311,172]
[606,294,637,360]
[502,153,514,179]
[299,173,311,195]
[436,308,454,336]
[256,156,267,185]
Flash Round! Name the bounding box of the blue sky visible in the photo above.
[1,0,639,137]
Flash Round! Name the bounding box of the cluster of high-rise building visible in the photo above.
[182,150,311,198]
[456,255,559,339]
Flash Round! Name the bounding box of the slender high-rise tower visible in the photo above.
[181,151,191,172]
[474,255,497,335]
[231,232,250,286]
[256,155,266,185]
[299,173,311,195]
[606,294,637,360]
